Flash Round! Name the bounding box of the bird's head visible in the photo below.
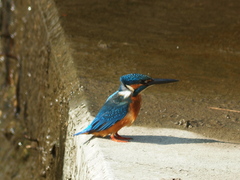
[119,73,178,96]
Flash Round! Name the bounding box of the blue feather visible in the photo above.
[73,127,91,136]
[74,91,131,135]
[120,74,151,85]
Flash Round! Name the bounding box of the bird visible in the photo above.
[74,73,178,142]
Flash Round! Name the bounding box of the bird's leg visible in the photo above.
[115,132,132,140]
[110,134,129,142]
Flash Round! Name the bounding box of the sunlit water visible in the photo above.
[56,0,240,142]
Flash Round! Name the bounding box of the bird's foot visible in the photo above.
[115,132,132,140]
[110,134,130,142]
[110,133,132,142]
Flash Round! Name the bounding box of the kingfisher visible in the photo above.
[74,73,178,142]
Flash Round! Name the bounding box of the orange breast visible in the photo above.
[127,94,142,125]
[92,95,142,137]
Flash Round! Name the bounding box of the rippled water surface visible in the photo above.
[56,0,240,142]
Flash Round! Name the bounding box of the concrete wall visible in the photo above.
[3,0,84,179]
[2,1,110,179]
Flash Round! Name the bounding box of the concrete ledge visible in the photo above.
[64,103,116,180]
[63,95,240,180]
[65,115,240,179]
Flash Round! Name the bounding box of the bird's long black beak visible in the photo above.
[147,78,179,86]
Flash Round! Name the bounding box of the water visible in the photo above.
[56,0,240,142]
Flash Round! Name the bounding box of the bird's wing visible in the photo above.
[88,91,131,132]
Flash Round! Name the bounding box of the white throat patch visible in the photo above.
[126,85,134,92]
[118,90,132,99]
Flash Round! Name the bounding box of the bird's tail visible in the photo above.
[74,131,85,136]
[74,126,91,136]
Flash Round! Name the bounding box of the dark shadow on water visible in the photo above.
[127,135,230,145]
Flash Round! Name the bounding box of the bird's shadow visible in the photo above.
[83,134,238,145]
[125,135,230,145]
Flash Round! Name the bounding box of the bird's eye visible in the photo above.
[141,79,152,84]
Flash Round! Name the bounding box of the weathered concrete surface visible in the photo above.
[64,103,116,180]
[1,0,80,179]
